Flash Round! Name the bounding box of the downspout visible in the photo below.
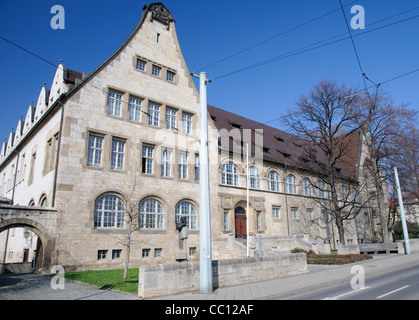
[51,101,65,208]
[283,164,290,236]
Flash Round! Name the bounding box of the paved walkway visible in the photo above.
[151,252,419,300]
[0,273,139,300]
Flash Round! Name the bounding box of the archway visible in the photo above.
[0,218,54,274]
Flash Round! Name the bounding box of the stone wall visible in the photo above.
[138,253,307,298]
[397,239,419,254]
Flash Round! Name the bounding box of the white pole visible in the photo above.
[394,167,411,255]
[198,72,213,292]
[246,143,250,257]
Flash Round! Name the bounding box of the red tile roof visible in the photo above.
[208,105,360,181]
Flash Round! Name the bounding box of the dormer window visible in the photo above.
[229,122,241,129]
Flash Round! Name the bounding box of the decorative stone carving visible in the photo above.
[146,3,174,29]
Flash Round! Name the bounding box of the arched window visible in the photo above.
[286,174,297,194]
[94,195,125,229]
[302,178,312,196]
[175,201,197,230]
[268,171,281,192]
[249,167,260,189]
[39,194,47,207]
[221,162,238,186]
[138,198,164,229]
[317,181,325,198]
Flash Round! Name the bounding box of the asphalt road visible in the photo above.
[293,263,419,300]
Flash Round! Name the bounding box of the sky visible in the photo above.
[0,0,418,144]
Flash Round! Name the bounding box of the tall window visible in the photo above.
[223,210,229,230]
[175,201,197,230]
[94,195,125,229]
[129,97,142,122]
[108,91,122,117]
[256,212,262,230]
[178,152,188,179]
[87,134,103,167]
[291,208,298,220]
[111,139,125,170]
[302,178,312,196]
[194,155,200,181]
[148,103,160,126]
[273,207,281,219]
[166,108,177,130]
[268,171,280,192]
[221,162,238,186]
[249,166,260,189]
[142,146,154,174]
[139,198,164,229]
[317,181,325,198]
[161,149,172,177]
[307,209,313,221]
[182,112,192,135]
[286,174,297,194]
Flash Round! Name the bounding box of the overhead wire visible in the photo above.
[194,0,361,72]
[211,12,419,81]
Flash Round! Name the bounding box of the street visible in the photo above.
[293,263,419,300]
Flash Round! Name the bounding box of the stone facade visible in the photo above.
[0,3,379,272]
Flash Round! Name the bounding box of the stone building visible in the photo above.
[0,3,378,272]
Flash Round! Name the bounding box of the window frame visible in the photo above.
[178,151,188,180]
[175,201,198,230]
[138,198,164,230]
[148,103,160,127]
[94,195,125,229]
[268,171,281,192]
[129,97,142,122]
[286,174,297,194]
[107,91,122,117]
[87,133,104,167]
[111,138,125,170]
[221,162,239,186]
[161,149,172,177]
[142,145,154,174]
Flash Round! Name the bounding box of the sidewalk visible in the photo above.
[151,252,419,300]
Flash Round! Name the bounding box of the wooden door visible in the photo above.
[235,207,247,239]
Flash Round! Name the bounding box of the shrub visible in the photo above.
[291,247,373,265]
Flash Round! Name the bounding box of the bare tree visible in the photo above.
[352,90,416,242]
[283,80,365,245]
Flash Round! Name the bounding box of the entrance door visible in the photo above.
[235,207,247,239]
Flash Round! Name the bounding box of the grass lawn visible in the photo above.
[65,268,139,293]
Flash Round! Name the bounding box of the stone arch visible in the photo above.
[0,217,56,274]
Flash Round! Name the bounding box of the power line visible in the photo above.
[212,13,419,81]
[338,0,369,92]
[195,0,361,71]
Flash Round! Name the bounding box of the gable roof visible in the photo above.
[208,105,360,181]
